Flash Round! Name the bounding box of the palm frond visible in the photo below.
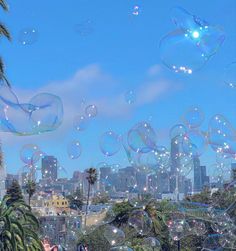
[0,24,11,40]
[0,0,8,11]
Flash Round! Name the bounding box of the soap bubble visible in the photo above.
[208,114,236,155]
[103,225,125,246]
[182,130,208,157]
[188,220,206,236]
[124,90,135,104]
[160,7,225,74]
[29,93,63,133]
[0,82,63,135]
[160,29,206,74]
[128,210,152,235]
[100,131,121,156]
[20,144,40,165]
[182,107,205,128]
[128,121,157,153]
[167,218,190,241]
[73,115,89,131]
[85,104,97,118]
[224,62,236,88]
[67,141,82,159]
[132,5,140,16]
[142,237,161,251]
[18,28,38,45]
[170,124,187,139]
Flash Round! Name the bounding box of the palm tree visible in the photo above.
[0,0,11,86]
[25,179,37,207]
[84,167,97,227]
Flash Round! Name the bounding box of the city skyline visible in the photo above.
[0,0,236,177]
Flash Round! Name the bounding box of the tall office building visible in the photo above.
[0,142,6,199]
[170,137,181,192]
[42,156,58,181]
[194,157,209,192]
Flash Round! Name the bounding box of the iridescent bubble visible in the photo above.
[85,104,97,118]
[188,219,206,236]
[167,218,190,241]
[182,130,208,157]
[182,107,205,129]
[110,246,133,251]
[142,237,161,251]
[208,114,236,155]
[18,28,38,45]
[0,82,63,135]
[169,124,187,139]
[73,115,89,131]
[160,7,225,74]
[160,29,206,74]
[128,210,152,235]
[103,225,125,246]
[100,131,121,156]
[20,144,40,165]
[224,62,236,88]
[29,93,63,133]
[128,121,157,153]
[125,90,136,105]
[67,141,82,159]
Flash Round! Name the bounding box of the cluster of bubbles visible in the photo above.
[68,104,98,159]
[159,7,225,74]
[18,28,38,45]
[124,90,136,105]
[0,82,63,135]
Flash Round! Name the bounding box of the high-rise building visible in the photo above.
[194,157,209,192]
[0,142,6,199]
[42,156,58,181]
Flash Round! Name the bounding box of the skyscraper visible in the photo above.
[0,142,6,199]
[42,156,58,181]
[193,157,209,192]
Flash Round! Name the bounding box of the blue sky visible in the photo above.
[1,0,236,177]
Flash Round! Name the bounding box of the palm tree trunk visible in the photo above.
[28,194,31,207]
[84,183,91,227]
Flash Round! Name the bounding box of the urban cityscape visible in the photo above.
[1,0,236,250]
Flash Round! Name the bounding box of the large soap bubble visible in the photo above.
[100,131,121,156]
[29,93,63,133]
[128,210,152,235]
[128,121,157,153]
[103,225,125,246]
[142,237,161,251]
[160,7,225,74]
[0,82,63,135]
[208,114,236,155]
[182,130,208,157]
[20,144,40,165]
[182,107,205,129]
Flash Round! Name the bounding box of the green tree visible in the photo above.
[0,0,11,86]
[25,179,37,207]
[6,179,24,205]
[0,195,43,250]
[84,167,98,227]
[67,187,84,210]
[92,192,109,205]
